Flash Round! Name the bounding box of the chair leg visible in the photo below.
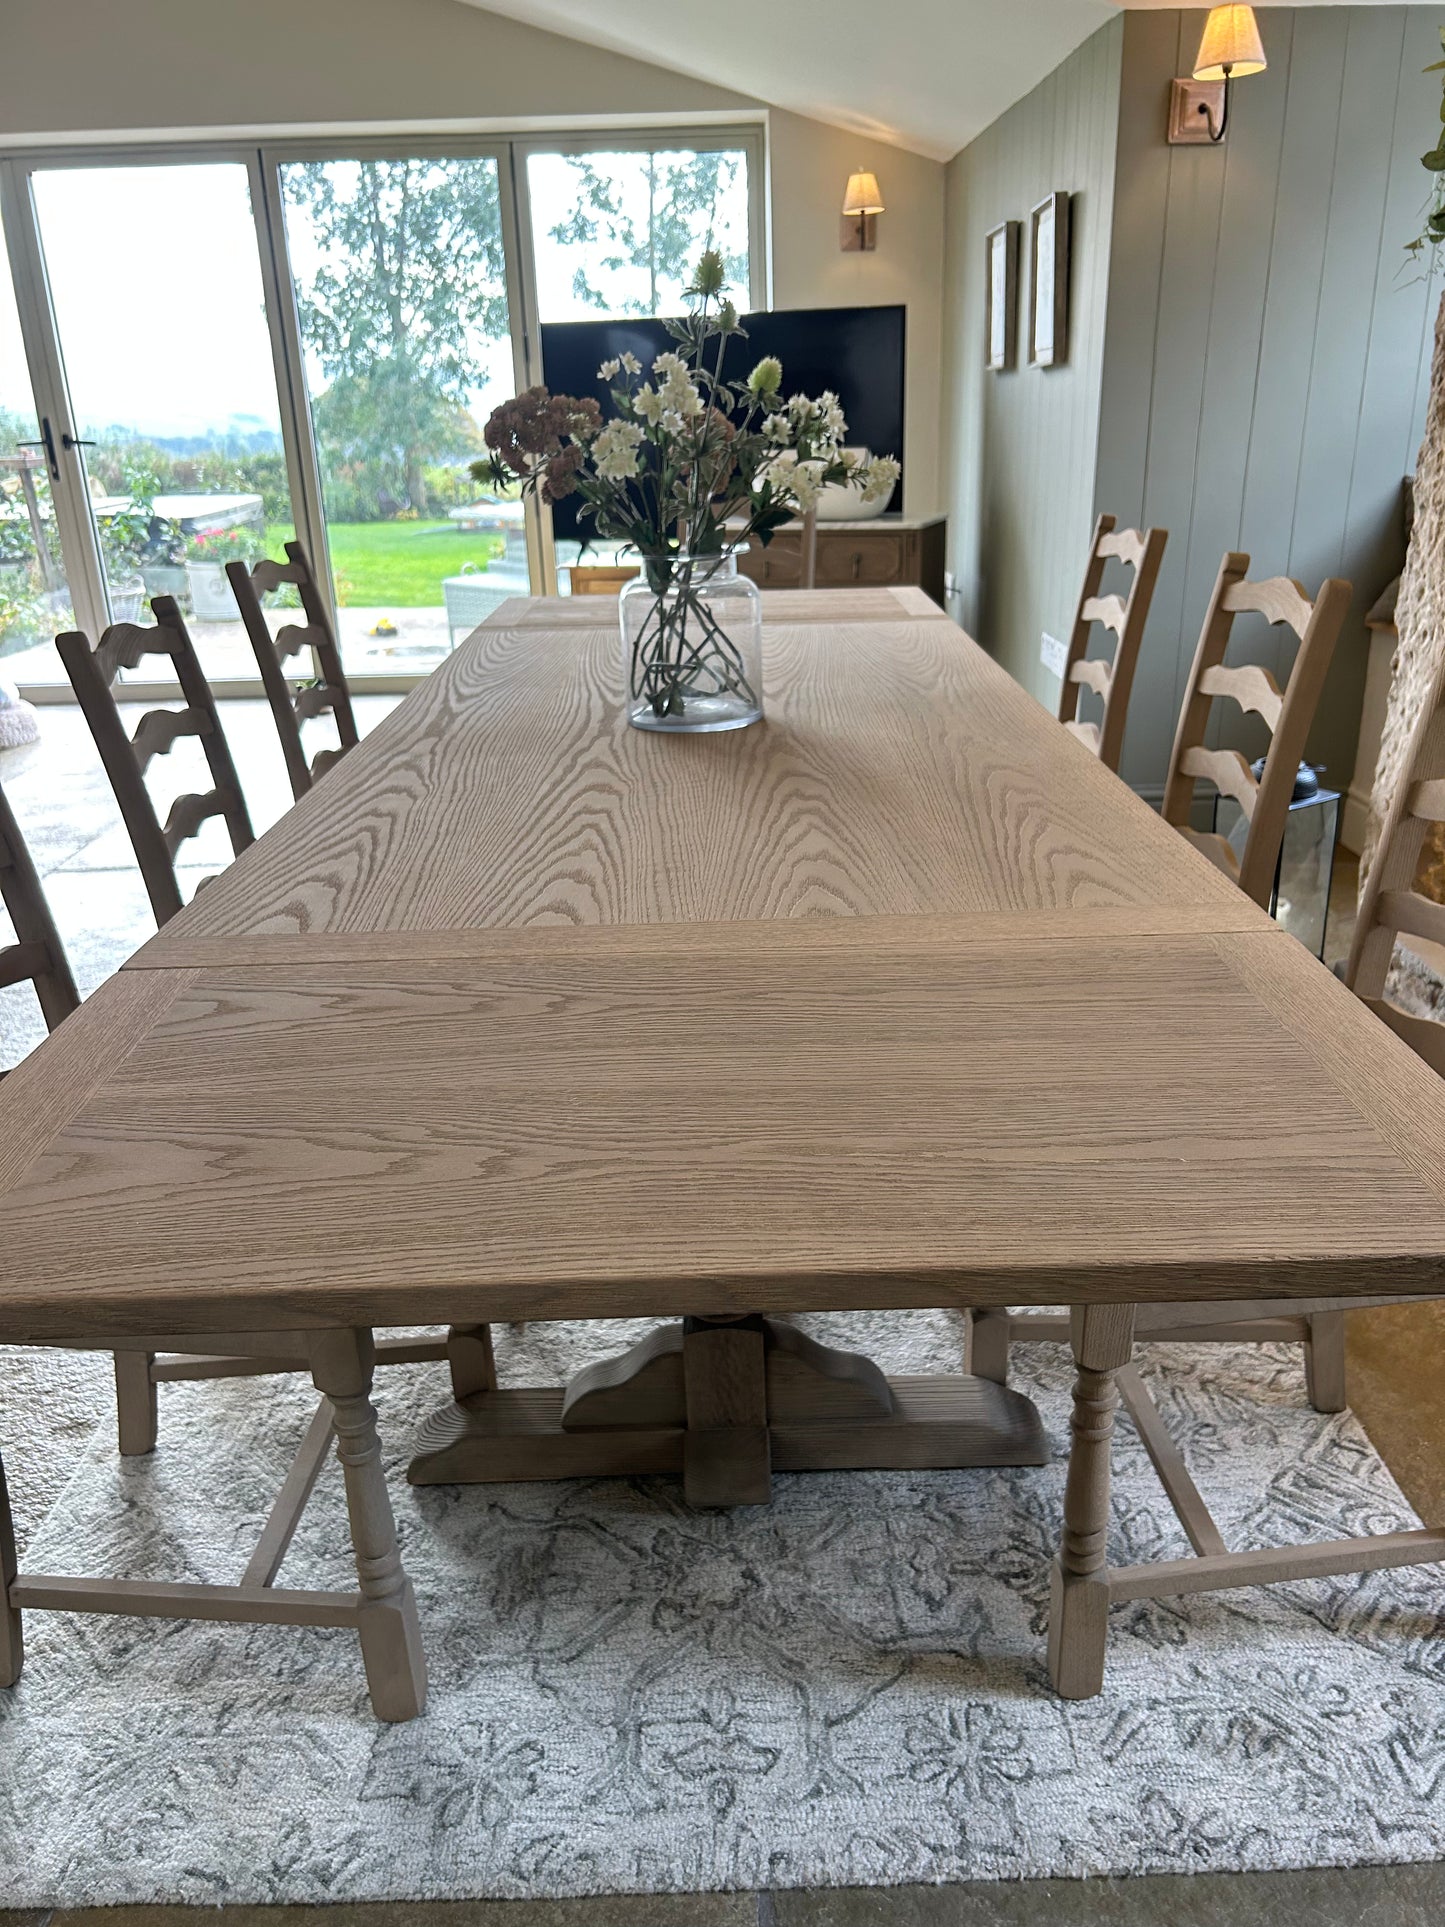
[113,1351,158,1456]
[447,1323,497,1400]
[1304,1310,1347,1414]
[0,1450,22,1687]
[310,1327,427,1722]
[964,1308,1011,1384]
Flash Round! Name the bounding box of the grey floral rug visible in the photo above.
[1,1310,1442,1907]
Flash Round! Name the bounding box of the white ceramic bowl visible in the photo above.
[814,447,891,523]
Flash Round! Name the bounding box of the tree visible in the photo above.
[549,152,749,316]
[284,159,507,515]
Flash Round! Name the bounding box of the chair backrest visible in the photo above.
[1161,554,1351,908]
[0,774,80,1068]
[56,596,255,928]
[1057,514,1168,773]
[1343,644,1445,1077]
[567,565,641,597]
[227,540,359,802]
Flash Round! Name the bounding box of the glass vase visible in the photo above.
[620,551,763,733]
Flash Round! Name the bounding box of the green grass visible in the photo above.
[266,520,504,608]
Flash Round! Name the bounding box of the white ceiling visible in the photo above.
[458,0,1402,161]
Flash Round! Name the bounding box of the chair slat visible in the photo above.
[1068,657,1112,698]
[0,776,80,1049]
[1407,776,1445,822]
[1197,661,1284,732]
[1180,744,1258,820]
[131,703,206,773]
[1220,573,1316,635]
[1079,593,1127,637]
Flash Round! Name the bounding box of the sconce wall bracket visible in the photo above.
[1168,77,1226,144]
[840,211,878,252]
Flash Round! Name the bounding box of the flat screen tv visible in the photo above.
[537,304,906,547]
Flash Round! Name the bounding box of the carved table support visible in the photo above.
[409,1314,1048,1501]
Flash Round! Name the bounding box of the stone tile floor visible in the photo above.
[1,717,1442,1925]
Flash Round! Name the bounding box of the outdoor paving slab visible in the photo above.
[771,1865,1445,1926]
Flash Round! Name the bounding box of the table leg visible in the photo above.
[1047,1303,1134,1699]
[447,1323,497,1400]
[113,1351,158,1455]
[0,1451,21,1687]
[683,1315,771,1507]
[309,1328,427,1722]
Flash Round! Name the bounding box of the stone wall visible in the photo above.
[1368,288,1445,896]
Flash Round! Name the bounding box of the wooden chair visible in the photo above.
[0,775,80,1071]
[56,597,256,928]
[1057,515,1168,773]
[1343,640,1445,1079]
[1161,554,1352,908]
[227,541,360,802]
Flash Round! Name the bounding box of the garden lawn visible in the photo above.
[266,520,503,607]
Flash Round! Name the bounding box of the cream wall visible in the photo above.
[0,0,944,513]
[767,112,946,513]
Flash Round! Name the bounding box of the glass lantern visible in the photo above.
[1213,760,1341,958]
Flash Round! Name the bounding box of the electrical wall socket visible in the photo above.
[1039,632,1068,679]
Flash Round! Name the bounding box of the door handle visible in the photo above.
[15,417,59,480]
[61,432,95,452]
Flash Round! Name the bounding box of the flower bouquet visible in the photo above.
[476,251,898,732]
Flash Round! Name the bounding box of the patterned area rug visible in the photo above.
[1,1311,1442,1907]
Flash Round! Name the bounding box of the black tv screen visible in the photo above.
[537,304,906,545]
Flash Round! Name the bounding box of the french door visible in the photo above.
[0,129,761,695]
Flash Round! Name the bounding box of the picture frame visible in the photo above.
[1028,192,1071,368]
[984,221,1018,372]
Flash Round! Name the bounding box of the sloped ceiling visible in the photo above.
[455,0,1405,161]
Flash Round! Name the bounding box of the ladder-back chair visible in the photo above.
[56,597,255,928]
[0,775,80,1070]
[1161,555,1352,908]
[1058,515,1168,773]
[1344,643,1445,1078]
[227,541,359,802]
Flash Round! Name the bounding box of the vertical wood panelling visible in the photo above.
[940,19,1124,704]
[1096,6,1440,802]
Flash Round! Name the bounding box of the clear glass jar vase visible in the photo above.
[620,551,763,733]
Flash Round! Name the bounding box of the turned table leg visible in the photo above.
[310,1328,427,1722]
[0,1450,21,1688]
[1047,1303,1135,1699]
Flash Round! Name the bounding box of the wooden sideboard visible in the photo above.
[734,514,946,605]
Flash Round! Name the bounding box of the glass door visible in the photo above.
[0,198,75,685]
[267,150,526,678]
[14,157,300,688]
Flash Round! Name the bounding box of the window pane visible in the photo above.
[279,156,520,677]
[30,162,296,684]
[527,148,750,322]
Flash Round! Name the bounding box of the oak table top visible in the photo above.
[3,588,1443,1345]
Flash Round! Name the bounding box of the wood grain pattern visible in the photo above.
[132,593,1250,963]
[9,922,1445,1342]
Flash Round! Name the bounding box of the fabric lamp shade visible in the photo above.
[842,171,885,216]
[1193,5,1267,79]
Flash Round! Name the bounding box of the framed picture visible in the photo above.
[1028,192,1070,368]
[984,221,1018,372]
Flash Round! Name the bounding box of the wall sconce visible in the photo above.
[1167,5,1266,145]
[841,170,884,251]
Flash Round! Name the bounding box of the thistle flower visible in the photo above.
[689,249,726,298]
[748,357,783,399]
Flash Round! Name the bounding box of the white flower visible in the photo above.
[620,351,641,375]
[653,350,704,419]
[653,350,688,381]
[591,418,645,480]
[764,412,793,446]
[787,460,824,511]
[817,390,847,441]
[860,455,900,503]
[597,357,621,380]
[661,408,689,436]
[634,385,664,426]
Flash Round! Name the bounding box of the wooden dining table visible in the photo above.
[4,583,1445,1724]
